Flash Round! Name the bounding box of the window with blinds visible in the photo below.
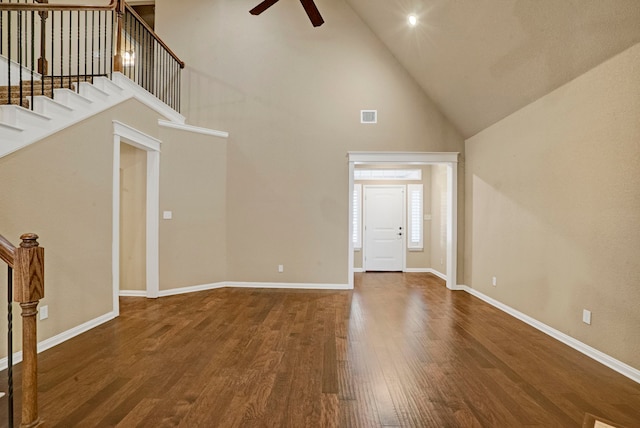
[407,184,423,250]
[353,184,362,249]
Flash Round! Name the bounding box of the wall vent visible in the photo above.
[361,110,377,124]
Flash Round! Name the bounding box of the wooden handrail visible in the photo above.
[124,4,185,68]
[0,234,16,267]
[0,0,117,12]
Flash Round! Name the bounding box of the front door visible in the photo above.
[364,186,405,271]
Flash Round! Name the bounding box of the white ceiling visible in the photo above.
[343,0,640,137]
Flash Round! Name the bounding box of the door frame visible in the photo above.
[112,121,161,316]
[362,185,406,272]
[348,152,459,290]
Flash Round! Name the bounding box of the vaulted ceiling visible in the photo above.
[147,0,640,138]
[343,0,640,137]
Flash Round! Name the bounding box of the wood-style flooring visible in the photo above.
[1,273,640,427]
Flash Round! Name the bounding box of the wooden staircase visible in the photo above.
[0,71,186,159]
[0,74,132,158]
[0,76,97,108]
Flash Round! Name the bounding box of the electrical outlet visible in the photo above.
[583,309,591,325]
[278,264,284,273]
[492,276,497,286]
[440,258,444,265]
[40,305,48,320]
[163,211,173,220]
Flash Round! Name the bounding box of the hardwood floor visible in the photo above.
[2,273,640,427]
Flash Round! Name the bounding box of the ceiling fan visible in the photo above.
[250,0,325,27]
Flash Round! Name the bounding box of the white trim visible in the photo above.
[348,161,355,289]
[113,121,161,152]
[226,282,351,290]
[119,290,148,297]
[146,151,160,298]
[348,152,459,164]
[112,72,185,124]
[403,268,447,281]
[113,122,161,305]
[353,267,365,273]
[157,281,352,297]
[446,163,458,290]
[158,119,229,138]
[158,282,227,297]
[0,311,116,371]
[458,285,640,384]
[112,135,121,316]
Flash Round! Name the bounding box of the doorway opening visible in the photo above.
[348,152,459,290]
[120,144,147,297]
[112,121,161,315]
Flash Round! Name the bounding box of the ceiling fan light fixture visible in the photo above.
[408,14,418,27]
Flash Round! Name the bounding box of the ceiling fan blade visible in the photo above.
[299,0,325,27]
[250,0,280,16]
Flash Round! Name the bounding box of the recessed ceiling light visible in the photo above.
[408,14,418,27]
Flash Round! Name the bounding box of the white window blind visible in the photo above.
[353,184,362,249]
[407,184,423,250]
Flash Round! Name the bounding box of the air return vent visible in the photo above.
[361,110,377,124]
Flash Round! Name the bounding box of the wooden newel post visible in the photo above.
[14,233,45,428]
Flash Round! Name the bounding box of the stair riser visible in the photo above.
[0,77,99,108]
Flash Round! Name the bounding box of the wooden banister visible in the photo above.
[0,234,15,267]
[124,4,185,68]
[0,0,117,12]
[0,1,185,69]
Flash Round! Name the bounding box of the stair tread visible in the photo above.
[0,75,108,108]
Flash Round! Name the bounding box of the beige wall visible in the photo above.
[0,96,237,357]
[119,143,147,291]
[158,127,228,289]
[0,99,159,355]
[465,43,640,369]
[430,165,448,277]
[155,0,464,285]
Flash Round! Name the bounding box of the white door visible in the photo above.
[364,186,405,271]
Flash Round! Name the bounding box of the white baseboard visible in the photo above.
[119,290,147,297]
[158,282,227,297]
[0,311,116,371]
[353,268,365,273]
[226,281,351,290]
[127,281,352,299]
[458,285,640,384]
[403,268,448,281]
